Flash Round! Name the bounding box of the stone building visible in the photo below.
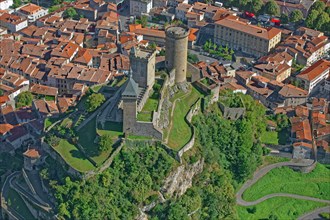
[165,25,190,84]
[130,0,153,16]
[23,148,41,171]
[214,16,281,57]
[122,77,139,135]
[130,47,156,88]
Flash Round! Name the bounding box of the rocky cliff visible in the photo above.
[161,159,204,198]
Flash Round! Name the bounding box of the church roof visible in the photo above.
[122,77,138,97]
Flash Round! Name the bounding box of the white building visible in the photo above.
[0,13,28,32]
[0,0,13,10]
[130,0,152,16]
[15,3,48,23]
[296,59,330,94]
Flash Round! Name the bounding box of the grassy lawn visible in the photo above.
[44,117,58,130]
[97,121,123,140]
[137,98,158,122]
[91,84,103,93]
[261,131,279,145]
[167,87,202,150]
[243,163,330,201]
[7,188,35,220]
[54,139,95,172]
[237,197,327,220]
[76,117,112,166]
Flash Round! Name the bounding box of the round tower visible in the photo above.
[165,25,190,84]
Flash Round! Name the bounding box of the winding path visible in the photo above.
[236,160,330,206]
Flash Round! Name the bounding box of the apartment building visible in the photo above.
[0,13,28,32]
[16,3,48,23]
[130,0,153,16]
[296,59,330,94]
[0,0,13,10]
[214,16,281,57]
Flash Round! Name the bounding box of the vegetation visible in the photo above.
[0,89,3,96]
[77,117,112,165]
[187,53,199,64]
[63,7,78,19]
[137,79,163,122]
[52,145,177,219]
[16,91,33,108]
[12,0,22,9]
[7,189,35,220]
[223,0,264,14]
[85,93,105,112]
[136,15,148,28]
[167,87,202,150]
[237,197,327,220]
[261,130,279,145]
[203,39,234,61]
[306,1,330,33]
[263,0,280,16]
[44,117,58,130]
[52,139,95,172]
[98,135,113,153]
[290,10,304,24]
[243,163,330,201]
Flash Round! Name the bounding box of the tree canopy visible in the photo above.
[290,10,304,23]
[85,93,105,112]
[264,0,280,16]
[63,7,78,19]
[16,91,33,108]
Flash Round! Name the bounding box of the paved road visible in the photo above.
[298,206,330,220]
[236,160,329,206]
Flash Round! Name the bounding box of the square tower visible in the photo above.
[122,77,139,135]
[130,47,156,88]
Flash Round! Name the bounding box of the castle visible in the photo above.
[120,25,190,139]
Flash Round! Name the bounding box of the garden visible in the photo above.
[202,39,234,61]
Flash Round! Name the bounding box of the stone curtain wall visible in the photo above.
[218,102,246,120]
[153,76,169,128]
[177,98,201,162]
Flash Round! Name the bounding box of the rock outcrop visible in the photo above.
[161,159,204,198]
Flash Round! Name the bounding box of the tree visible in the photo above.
[16,91,33,108]
[280,13,289,24]
[0,89,3,96]
[290,10,303,23]
[98,135,113,152]
[247,0,264,14]
[326,7,330,15]
[148,42,157,50]
[12,0,21,8]
[264,0,280,16]
[310,1,326,13]
[85,93,105,112]
[306,10,319,28]
[63,7,78,19]
[137,15,148,28]
[314,12,330,30]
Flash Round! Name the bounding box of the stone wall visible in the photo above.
[153,76,169,128]
[187,62,201,82]
[288,160,317,173]
[133,122,163,140]
[218,102,245,120]
[41,141,83,178]
[177,99,201,162]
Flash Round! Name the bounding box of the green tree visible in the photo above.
[306,10,319,28]
[63,7,78,19]
[280,13,289,24]
[85,93,105,112]
[0,89,3,96]
[12,0,21,8]
[314,12,330,30]
[137,15,148,28]
[148,42,157,50]
[98,135,113,152]
[310,1,326,12]
[290,10,304,23]
[247,0,264,14]
[326,7,330,15]
[16,91,33,108]
[264,0,280,16]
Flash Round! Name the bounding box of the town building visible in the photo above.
[214,16,281,57]
[130,0,153,16]
[0,0,13,10]
[296,59,330,94]
[0,13,28,33]
[15,3,48,23]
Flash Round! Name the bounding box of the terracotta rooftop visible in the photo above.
[23,148,40,158]
[297,59,330,82]
[0,123,14,135]
[215,16,281,40]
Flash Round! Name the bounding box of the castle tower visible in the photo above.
[122,77,139,135]
[165,25,190,84]
[129,47,156,88]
